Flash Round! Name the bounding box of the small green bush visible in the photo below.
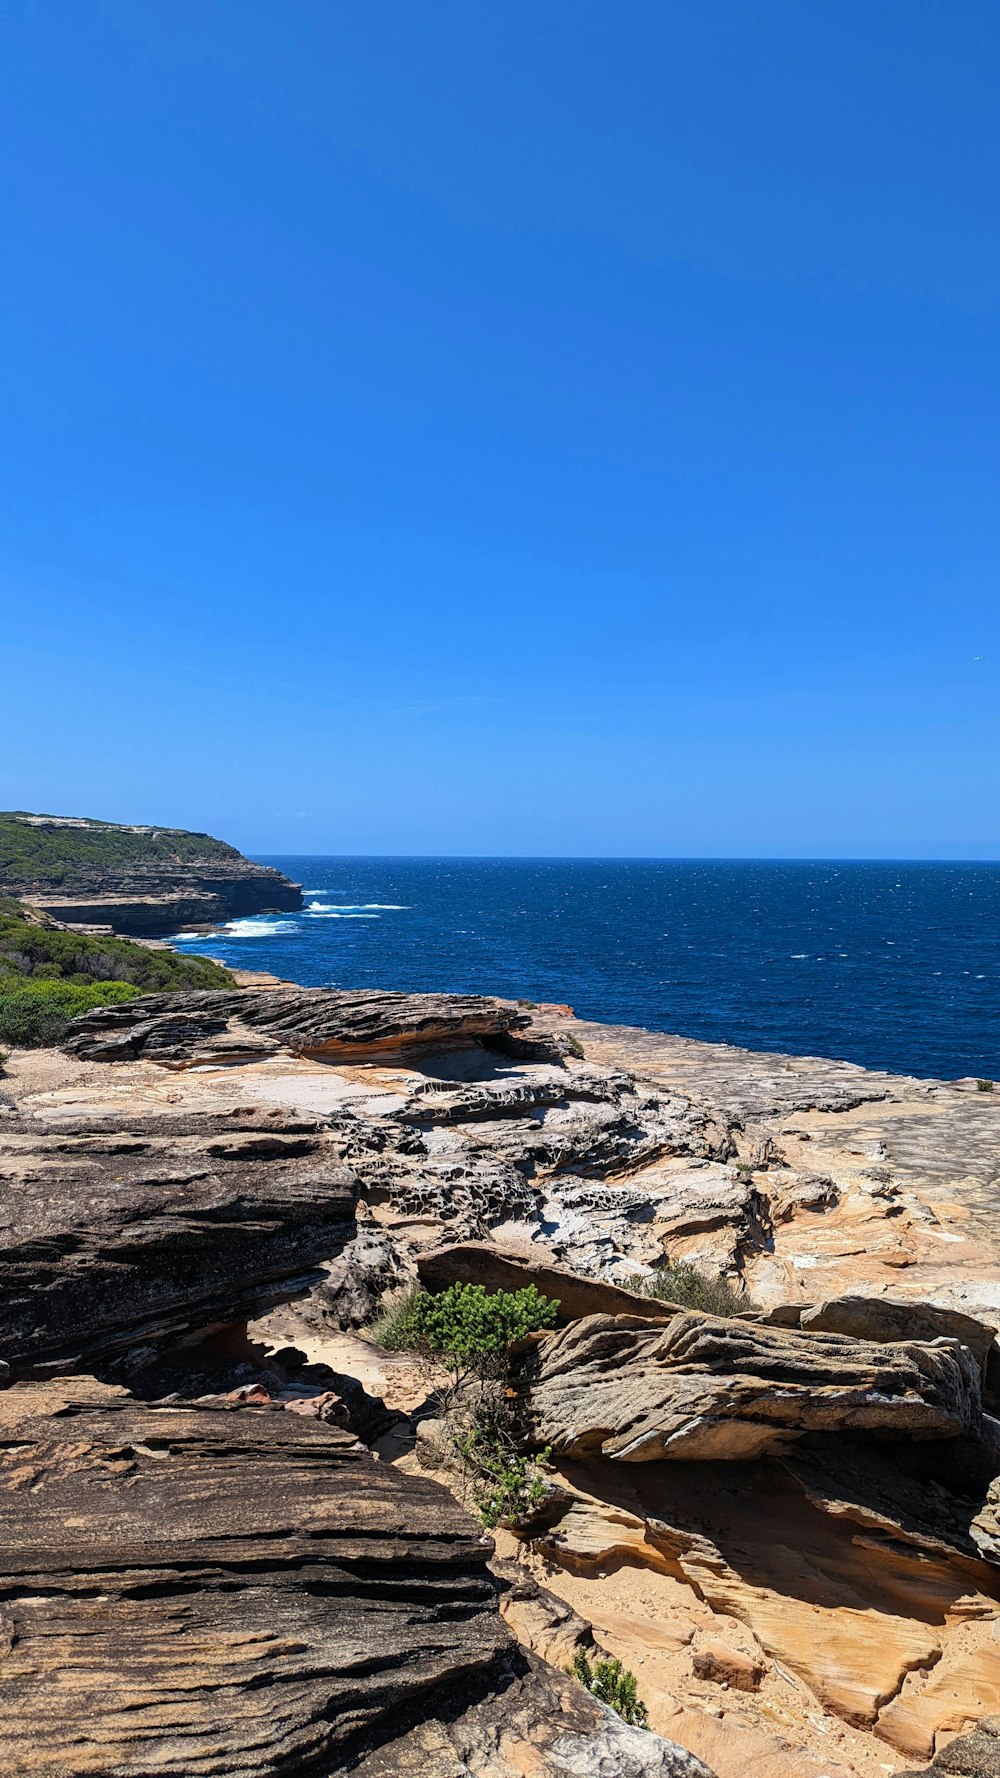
[371,1282,560,1531]
[639,1261,751,1318]
[976,1079,994,1093]
[453,1428,553,1529]
[369,1282,558,1379]
[0,977,143,1047]
[567,1651,649,1728]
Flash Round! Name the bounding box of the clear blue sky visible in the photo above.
[2,2,998,857]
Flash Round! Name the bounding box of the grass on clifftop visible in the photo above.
[0,811,241,888]
[0,901,234,1046]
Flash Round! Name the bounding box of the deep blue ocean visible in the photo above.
[168,859,1000,1082]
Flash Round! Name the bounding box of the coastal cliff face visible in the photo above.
[0,810,302,933]
[3,986,1000,1775]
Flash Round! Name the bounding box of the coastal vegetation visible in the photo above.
[567,1652,649,1729]
[0,901,234,1045]
[371,1281,559,1528]
[371,1280,559,1380]
[639,1260,752,1317]
[0,812,241,887]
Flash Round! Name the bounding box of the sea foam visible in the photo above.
[220,916,301,938]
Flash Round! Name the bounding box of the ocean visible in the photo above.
[168,858,1000,1082]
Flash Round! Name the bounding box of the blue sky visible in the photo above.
[2,1,998,857]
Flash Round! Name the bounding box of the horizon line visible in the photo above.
[249,851,1000,865]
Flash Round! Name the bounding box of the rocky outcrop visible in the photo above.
[64,985,533,1062]
[521,1445,1000,1761]
[767,1295,998,1373]
[523,1312,983,1460]
[1,810,302,933]
[7,984,1000,1776]
[0,1375,487,1773]
[0,1374,714,1778]
[350,1657,715,1776]
[0,1103,356,1375]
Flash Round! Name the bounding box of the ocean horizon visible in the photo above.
[167,856,1000,1083]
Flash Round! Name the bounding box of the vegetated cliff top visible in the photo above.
[0,812,245,888]
[0,897,235,1046]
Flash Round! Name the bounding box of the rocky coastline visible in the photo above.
[1,979,999,1775]
[0,809,302,933]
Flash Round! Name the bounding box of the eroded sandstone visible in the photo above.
[5,989,1000,1775]
[523,1311,982,1461]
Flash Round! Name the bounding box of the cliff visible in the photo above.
[0,810,302,934]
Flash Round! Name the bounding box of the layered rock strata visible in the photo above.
[0,1103,356,1375]
[523,1311,983,1460]
[0,1374,502,1774]
[64,985,536,1063]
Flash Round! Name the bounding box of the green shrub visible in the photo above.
[369,1282,558,1380]
[639,1261,751,1318]
[977,1079,994,1093]
[567,1652,649,1728]
[0,977,143,1047]
[371,1282,560,1531]
[453,1428,553,1529]
[0,912,234,994]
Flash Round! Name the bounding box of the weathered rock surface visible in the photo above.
[0,1375,715,1778]
[0,1375,494,1775]
[0,1103,356,1374]
[793,1296,998,1373]
[515,1446,1000,1758]
[64,985,532,1062]
[417,1240,679,1322]
[691,1639,766,1691]
[7,991,1000,1777]
[349,1656,716,1776]
[524,1312,982,1461]
[897,1716,1000,1776]
[1,809,303,933]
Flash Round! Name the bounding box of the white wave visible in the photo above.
[172,931,203,941]
[307,902,408,912]
[307,911,380,919]
[217,924,295,938]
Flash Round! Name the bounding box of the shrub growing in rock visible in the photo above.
[371,1282,559,1531]
[370,1281,559,1382]
[567,1652,649,1728]
[452,1427,553,1529]
[639,1261,751,1318]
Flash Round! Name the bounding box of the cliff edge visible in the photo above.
[0,810,302,934]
